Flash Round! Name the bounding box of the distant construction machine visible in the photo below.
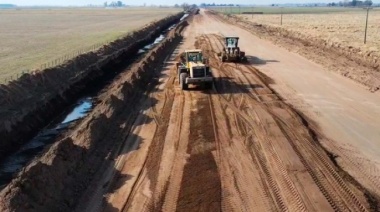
[217,36,247,62]
[177,49,213,90]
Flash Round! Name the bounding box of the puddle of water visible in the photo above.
[62,98,92,124]
[180,14,189,21]
[0,98,93,188]
[137,34,165,54]
[154,34,165,44]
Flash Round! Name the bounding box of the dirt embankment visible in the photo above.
[209,11,380,92]
[0,12,184,162]
[0,15,189,212]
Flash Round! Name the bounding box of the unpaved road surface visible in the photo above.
[4,9,377,211]
[76,10,380,211]
[207,11,380,199]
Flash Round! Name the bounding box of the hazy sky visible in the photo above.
[2,0,379,6]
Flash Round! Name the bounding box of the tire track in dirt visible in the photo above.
[199,34,284,211]
[118,89,176,212]
[208,10,380,208]
[225,58,368,211]
[215,61,316,210]
[325,140,380,199]
[197,33,371,211]
[209,89,276,211]
[234,59,369,211]
[213,65,308,211]
[272,110,367,211]
[175,90,222,212]
[119,50,185,212]
[160,89,191,211]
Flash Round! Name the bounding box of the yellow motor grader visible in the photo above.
[176,49,213,90]
[217,36,247,63]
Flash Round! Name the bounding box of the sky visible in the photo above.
[2,0,379,6]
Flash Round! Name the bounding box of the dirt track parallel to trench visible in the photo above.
[101,31,374,211]
[200,34,371,211]
[1,9,379,212]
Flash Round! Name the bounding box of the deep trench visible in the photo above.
[0,16,186,189]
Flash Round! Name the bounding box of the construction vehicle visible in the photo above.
[217,36,247,62]
[177,49,213,90]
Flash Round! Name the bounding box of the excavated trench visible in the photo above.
[0,11,190,211]
[0,13,186,189]
[0,12,185,165]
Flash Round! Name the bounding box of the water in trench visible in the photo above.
[0,18,184,189]
[0,98,93,188]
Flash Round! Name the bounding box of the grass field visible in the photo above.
[0,7,180,82]
[209,6,367,14]
[236,8,380,57]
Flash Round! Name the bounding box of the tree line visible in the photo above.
[200,3,239,7]
[104,1,125,7]
[327,0,373,6]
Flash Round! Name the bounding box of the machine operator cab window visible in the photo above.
[187,51,203,62]
[226,37,238,48]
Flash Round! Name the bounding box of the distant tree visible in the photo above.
[181,3,190,11]
[364,0,373,6]
[104,2,107,7]
[117,1,123,7]
[174,4,180,7]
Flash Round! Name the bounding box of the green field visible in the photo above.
[0,7,180,83]
[208,6,377,14]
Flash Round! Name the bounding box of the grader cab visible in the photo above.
[217,36,247,62]
[176,49,213,90]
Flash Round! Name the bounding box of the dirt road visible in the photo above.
[206,11,380,199]
[82,10,380,211]
[3,9,378,211]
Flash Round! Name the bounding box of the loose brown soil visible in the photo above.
[1,9,379,212]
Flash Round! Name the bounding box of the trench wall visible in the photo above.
[0,15,189,212]
[0,12,184,161]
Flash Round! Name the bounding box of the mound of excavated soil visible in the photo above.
[210,11,380,92]
[0,16,188,212]
[0,12,184,162]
